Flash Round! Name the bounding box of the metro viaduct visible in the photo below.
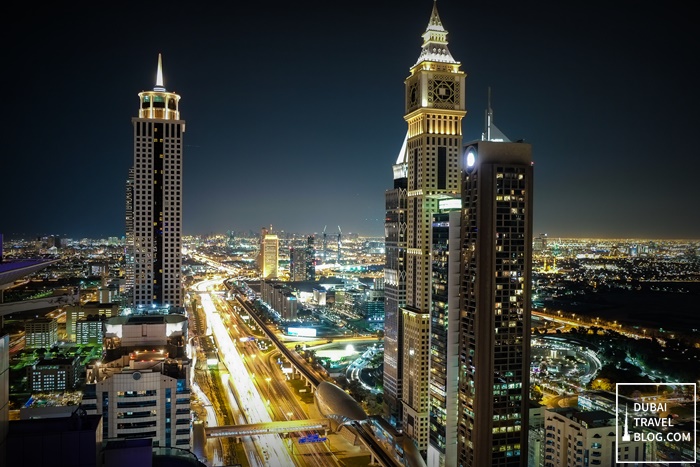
[224,284,322,391]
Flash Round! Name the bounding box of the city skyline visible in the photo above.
[4,1,699,239]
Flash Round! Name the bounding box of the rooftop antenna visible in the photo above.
[482,87,510,142]
[485,86,492,141]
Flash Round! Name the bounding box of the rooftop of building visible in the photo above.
[33,355,80,366]
[548,407,615,428]
[81,300,118,307]
[0,258,58,286]
[89,351,190,383]
[9,410,101,434]
[107,313,187,325]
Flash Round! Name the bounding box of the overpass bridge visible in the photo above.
[204,418,332,440]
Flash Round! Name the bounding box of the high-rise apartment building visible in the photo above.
[389,2,466,453]
[290,235,315,281]
[305,235,316,280]
[128,54,184,311]
[458,139,533,466]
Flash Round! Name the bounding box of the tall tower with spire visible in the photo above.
[397,1,466,456]
[128,54,185,312]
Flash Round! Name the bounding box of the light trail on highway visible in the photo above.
[200,288,295,467]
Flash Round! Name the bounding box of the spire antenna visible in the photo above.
[155,53,165,91]
[485,86,493,141]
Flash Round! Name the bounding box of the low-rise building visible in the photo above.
[28,356,82,392]
[544,407,644,466]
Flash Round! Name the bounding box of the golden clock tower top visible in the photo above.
[415,1,458,66]
[405,2,465,114]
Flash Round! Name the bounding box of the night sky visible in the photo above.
[4,1,698,240]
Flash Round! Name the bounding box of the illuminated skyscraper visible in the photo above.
[396,2,466,455]
[304,235,316,281]
[128,54,185,311]
[458,136,533,466]
[259,227,279,279]
[290,235,315,281]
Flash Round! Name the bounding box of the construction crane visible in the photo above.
[337,225,342,264]
[322,225,327,264]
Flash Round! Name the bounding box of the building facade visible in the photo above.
[389,2,466,453]
[128,54,184,311]
[304,235,316,281]
[261,280,298,321]
[401,306,431,453]
[542,408,645,466]
[290,235,315,281]
[1,334,9,466]
[76,314,107,346]
[458,140,533,466]
[383,132,408,426]
[25,318,58,349]
[125,166,135,299]
[67,303,116,343]
[83,360,191,449]
[82,314,190,448]
[28,356,81,392]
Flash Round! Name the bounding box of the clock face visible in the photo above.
[430,79,455,104]
[408,83,419,107]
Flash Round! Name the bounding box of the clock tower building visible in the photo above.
[400,1,466,456]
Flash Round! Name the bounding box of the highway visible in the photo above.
[189,263,402,466]
[196,278,340,466]
[212,292,336,466]
[224,284,405,467]
[199,282,294,467]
